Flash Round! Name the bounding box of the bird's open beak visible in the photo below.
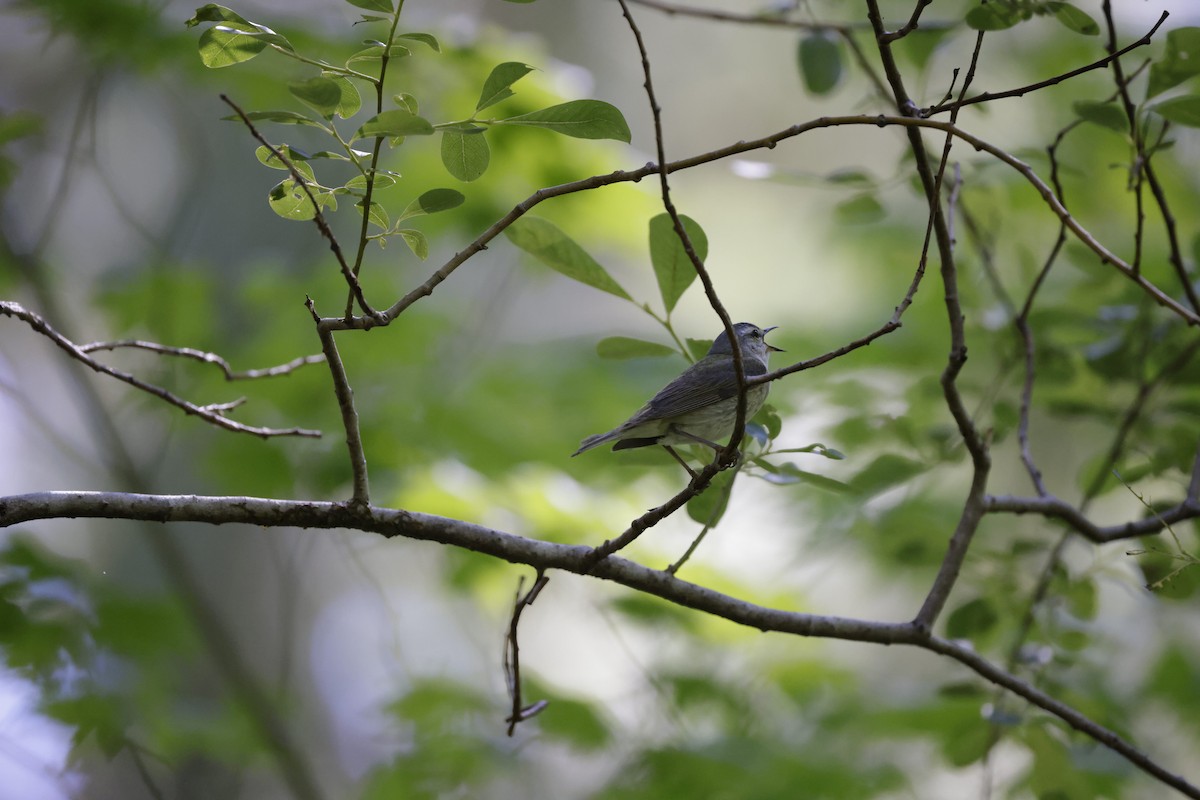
[764,326,784,352]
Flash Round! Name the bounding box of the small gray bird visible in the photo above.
[573,322,782,470]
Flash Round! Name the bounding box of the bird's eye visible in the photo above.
[750,330,761,338]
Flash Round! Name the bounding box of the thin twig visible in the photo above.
[922,11,1169,116]
[319,114,1200,335]
[219,94,382,322]
[504,571,550,735]
[78,339,325,380]
[1,301,320,439]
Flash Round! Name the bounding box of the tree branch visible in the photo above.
[0,301,320,439]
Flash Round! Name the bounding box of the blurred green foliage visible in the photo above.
[2,0,1200,798]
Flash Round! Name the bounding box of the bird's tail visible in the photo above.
[572,430,619,456]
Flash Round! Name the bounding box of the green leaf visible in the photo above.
[268,179,325,221]
[393,92,418,115]
[396,32,440,52]
[798,32,843,95]
[357,200,390,230]
[686,338,712,361]
[288,76,342,117]
[752,405,782,439]
[1148,27,1200,98]
[506,217,630,299]
[344,172,397,192]
[197,25,268,68]
[440,129,490,182]
[945,598,998,639]
[496,100,631,142]
[965,5,1022,31]
[224,109,326,128]
[1150,94,1200,128]
[1046,2,1099,36]
[353,109,434,141]
[850,453,926,496]
[345,0,393,12]
[399,188,465,221]
[1073,101,1127,133]
[323,73,362,118]
[397,229,429,260]
[595,336,676,359]
[185,4,251,27]
[476,62,535,112]
[346,43,409,65]
[648,213,707,313]
[834,194,885,224]
[687,469,736,525]
[254,145,315,181]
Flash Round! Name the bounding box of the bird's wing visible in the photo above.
[628,356,766,424]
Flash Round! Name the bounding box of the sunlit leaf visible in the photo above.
[288,76,342,117]
[440,129,490,181]
[476,62,535,111]
[397,229,429,260]
[649,213,707,313]
[496,100,631,142]
[1046,2,1099,36]
[506,217,630,299]
[353,109,434,141]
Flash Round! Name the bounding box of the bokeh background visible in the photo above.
[3,1,1200,798]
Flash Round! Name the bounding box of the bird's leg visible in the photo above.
[662,445,699,479]
[668,425,741,470]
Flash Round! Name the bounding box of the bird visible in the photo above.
[573,322,782,473]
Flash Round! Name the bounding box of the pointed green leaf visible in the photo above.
[497,100,631,142]
[595,336,676,359]
[224,109,326,128]
[396,32,440,52]
[1073,101,1127,133]
[440,129,490,182]
[1046,2,1098,35]
[798,32,843,95]
[346,43,409,65]
[396,229,429,259]
[648,213,707,313]
[345,0,393,12]
[506,217,630,299]
[186,4,251,27]
[1148,27,1200,98]
[686,338,712,362]
[353,109,434,141]
[476,62,535,112]
[289,77,342,117]
[1150,94,1200,128]
[399,188,465,220]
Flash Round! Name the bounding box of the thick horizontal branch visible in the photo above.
[986,493,1200,543]
[2,489,1198,797]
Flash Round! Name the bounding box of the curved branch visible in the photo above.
[1,489,1197,797]
[320,114,1200,334]
[78,339,325,381]
[0,301,321,439]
